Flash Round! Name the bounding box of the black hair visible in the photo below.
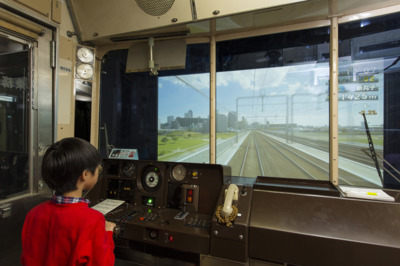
[42,137,101,195]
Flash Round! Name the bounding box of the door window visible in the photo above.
[0,36,30,198]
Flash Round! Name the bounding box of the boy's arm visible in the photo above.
[87,218,116,266]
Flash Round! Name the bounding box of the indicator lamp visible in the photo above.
[187,189,193,203]
[148,198,153,204]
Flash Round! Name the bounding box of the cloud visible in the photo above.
[162,64,328,95]
[287,81,302,95]
[163,74,209,90]
[217,70,255,90]
[217,68,289,91]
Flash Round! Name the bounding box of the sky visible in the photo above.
[158,58,385,128]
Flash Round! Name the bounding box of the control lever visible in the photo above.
[113,225,121,236]
[175,202,189,220]
[222,184,239,217]
[215,184,239,227]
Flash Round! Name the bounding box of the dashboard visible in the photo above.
[86,159,229,255]
[85,159,400,266]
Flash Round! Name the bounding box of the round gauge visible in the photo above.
[141,166,162,193]
[172,164,186,181]
[145,172,159,188]
[122,162,135,178]
[76,64,94,79]
[77,47,94,63]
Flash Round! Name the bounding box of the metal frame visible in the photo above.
[91,0,400,177]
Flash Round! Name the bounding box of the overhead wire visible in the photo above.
[174,75,231,113]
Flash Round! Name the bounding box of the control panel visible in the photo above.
[87,159,229,255]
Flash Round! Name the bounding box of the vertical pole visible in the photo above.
[91,56,100,148]
[329,14,339,186]
[210,20,216,164]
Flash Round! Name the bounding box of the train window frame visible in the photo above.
[0,15,55,203]
[0,33,32,200]
[336,11,400,189]
[98,4,400,190]
[213,8,400,190]
[214,26,332,181]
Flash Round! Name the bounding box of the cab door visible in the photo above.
[0,10,54,264]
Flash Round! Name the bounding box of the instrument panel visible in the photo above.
[86,160,400,266]
[88,159,228,254]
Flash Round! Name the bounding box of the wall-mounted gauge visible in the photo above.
[77,47,94,63]
[76,64,94,79]
[171,164,186,182]
[122,161,136,178]
[141,166,162,193]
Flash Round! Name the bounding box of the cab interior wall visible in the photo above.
[1,0,400,265]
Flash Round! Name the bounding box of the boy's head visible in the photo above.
[42,137,101,195]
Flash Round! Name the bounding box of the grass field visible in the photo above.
[157,131,236,160]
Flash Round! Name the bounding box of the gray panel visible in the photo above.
[201,254,249,266]
[249,188,400,266]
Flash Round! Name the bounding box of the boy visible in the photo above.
[21,137,116,266]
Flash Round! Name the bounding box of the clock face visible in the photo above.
[77,47,94,63]
[76,64,94,79]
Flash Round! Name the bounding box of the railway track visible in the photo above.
[228,130,379,187]
[266,131,382,167]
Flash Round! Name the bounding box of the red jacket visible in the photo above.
[21,201,115,266]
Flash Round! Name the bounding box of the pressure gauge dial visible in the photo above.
[76,64,94,79]
[122,161,135,178]
[77,47,94,63]
[172,164,186,182]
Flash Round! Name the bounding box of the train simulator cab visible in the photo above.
[80,158,400,266]
[1,0,400,265]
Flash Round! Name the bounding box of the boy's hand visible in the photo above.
[105,221,116,232]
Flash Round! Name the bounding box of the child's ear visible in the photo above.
[80,170,89,181]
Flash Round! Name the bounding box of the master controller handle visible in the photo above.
[221,184,239,218]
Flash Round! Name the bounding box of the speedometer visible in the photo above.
[145,171,159,188]
[141,166,162,193]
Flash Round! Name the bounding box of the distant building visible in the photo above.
[175,117,207,132]
[217,113,228,132]
[238,116,247,130]
[228,111,237,129]
[184,110,193,118]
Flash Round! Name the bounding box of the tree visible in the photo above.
[161,137,168,144]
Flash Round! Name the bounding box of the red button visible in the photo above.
[168,235,174,242]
